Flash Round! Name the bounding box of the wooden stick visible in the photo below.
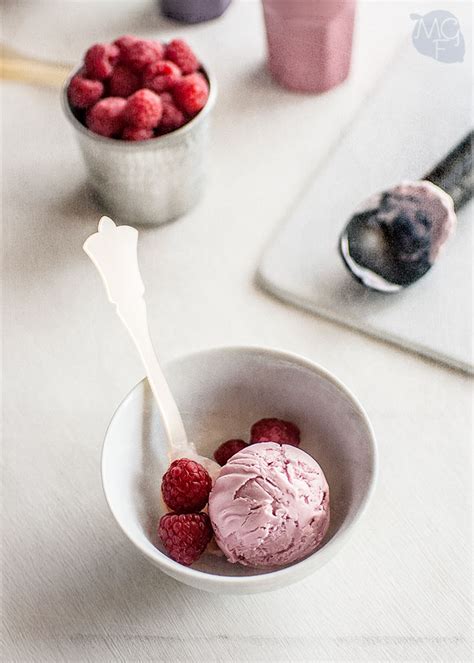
[0,44,72,87]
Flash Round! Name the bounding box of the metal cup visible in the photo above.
[61,67,216,226]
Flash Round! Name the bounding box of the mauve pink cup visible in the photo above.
[262,0,356,93]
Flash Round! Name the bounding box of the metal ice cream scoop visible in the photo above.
[339,131,473,292]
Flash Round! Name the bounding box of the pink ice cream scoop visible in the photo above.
[208,442,330,568]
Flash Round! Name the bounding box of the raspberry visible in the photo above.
[214,439,248,466]
[120,39,165,71]
[122,126,154,141]
[143,60,182,93]
[86,97,127,137]
[108,64,141,97]
[172,73,209,116]
[84,43,119,80]
[161,458,212,513]
[68,74,103,108]
[159,92,186,132]
[250,418,301,447]
[158,512,212,566]
[124,89,162,129]
[165,39,199,75]
[114,34,139,56]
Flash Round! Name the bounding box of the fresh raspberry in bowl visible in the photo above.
[113,34,139,55]
[158,512,213,566]
[159,92,186,133]
[143,60,182,93]
[124,89,163,129]
[66,35,211,142]
[161,458,212,513]
[250,418,301,446]
[68,74,104,109]
[165,39,199,75]
[84,43,119,80]
[86,97,127,137]
[157,457,214,567]
[214,439,248,466]
[173,73,209,116]
[119,38,165,71]
[108,64,141,98]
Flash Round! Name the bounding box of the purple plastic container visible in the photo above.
[160,0,232,23]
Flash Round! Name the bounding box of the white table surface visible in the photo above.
[2,1,472,662]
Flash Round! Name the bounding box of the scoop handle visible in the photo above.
[425,131,474,211]
[83,217,190,455]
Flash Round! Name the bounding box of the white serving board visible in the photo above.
[259,36,473,374]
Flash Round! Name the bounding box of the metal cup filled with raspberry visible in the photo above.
[62,37,216,225]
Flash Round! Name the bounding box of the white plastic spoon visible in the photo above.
[83,216,220,478]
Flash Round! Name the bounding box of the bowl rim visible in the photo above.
[101,344,378,588]
[61,61,217,148]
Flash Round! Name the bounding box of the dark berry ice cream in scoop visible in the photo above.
[339,132,473,292]
[340,181,456,291]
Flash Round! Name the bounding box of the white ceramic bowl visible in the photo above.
[102,346,377,593]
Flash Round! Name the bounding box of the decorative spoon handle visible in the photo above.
[425,131,474,211]
[83,217,191,456]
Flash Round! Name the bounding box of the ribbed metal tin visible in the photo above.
[62,68,216,226]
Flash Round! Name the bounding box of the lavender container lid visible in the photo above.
[160,0,232,24]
